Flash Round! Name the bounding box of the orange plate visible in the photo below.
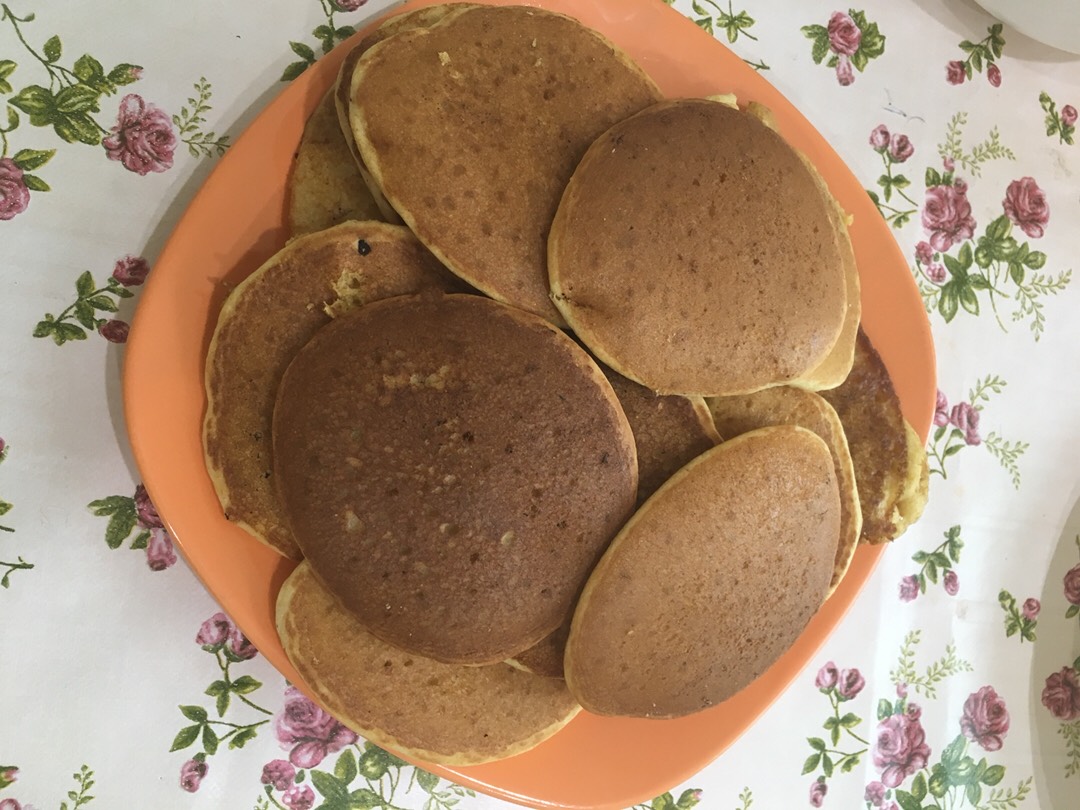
[124,1,935,808]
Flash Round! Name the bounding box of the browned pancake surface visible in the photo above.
[273,294,638,664]
[288,90,382,237]
[203,222,459,558]
[349,5,661,322]
[278,562,580,765]
[604,368,720,504]
[565,426,839,718]
[549,99,847,395]
[820,329,911,544]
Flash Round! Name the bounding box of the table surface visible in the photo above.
[3,1,1080,809]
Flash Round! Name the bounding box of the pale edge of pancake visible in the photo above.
[892,420,930,538]
[277,562,582,765]
[689,395,724,444]
[351,5,661,326]
[564,425,834,715]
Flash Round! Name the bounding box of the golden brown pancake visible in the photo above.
[287,90,382,237]
[278,561,580,765]
[203,221,460,558]
[273,293,638,664]
[706,387,860,593]
[549,98,848,396]
[348,5,662,323]
[333,5,475,223]
[603,367,720,505]
[819,329,927,544]
[564,426,840,718]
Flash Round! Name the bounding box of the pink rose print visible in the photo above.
[1042,667,1080,721]
[0,800,25,810]
[134,483,164,529]
[869,124,890,151]
[872,712,931,788]
[111,255,150,286]
[103,94,178,175]
[1063,105,1078,127]
[915,242,934,266]
[946,60,966,84]
[827,12,861,54]
[196,612,233,648]
[98,320,129,343]
[960,686,1009,751]
[809,778,827,807]
[802,11,884,87]
[906,703,922,721]
[282,785,316,810]
[1022,598,1040,620]
[229,626,258,660]
[1064,563,1080,605]
[179,758,207,792]
[836,668,865,700]
[933,391,949,427]
[896,683,908,698]
[864,781,885,806]
[943,570,959,596]
[261,759,297,791]
[331,0,368,10]
[275,686,358,768]
[899,575,919,602]
[925,263,946,284]
[949,402,981,446]
[146,528,177,570]
[883,804,900,810]
[922,183,976,253]
[987,63,1001,87]
[888,133,913,163]
[0,158,30,221]
[1002,177,1050,239]
[815,661,839,691]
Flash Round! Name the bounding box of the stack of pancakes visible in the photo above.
[203,3,929,763]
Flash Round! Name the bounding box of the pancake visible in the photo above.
[333,5,475,223]
[278,561,580,765]
[603,367,721,505]
[273,293,638,664]
[819,328,927,544]
[706,387,861,593]
[564,426,840,718]
[548,98,848,396]
[287,90,382,237]
[203,221,460,558]
[347,5,662,323]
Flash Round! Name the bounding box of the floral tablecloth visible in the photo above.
[3,1,1080,808]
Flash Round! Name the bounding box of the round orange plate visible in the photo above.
[124,1,936,808]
